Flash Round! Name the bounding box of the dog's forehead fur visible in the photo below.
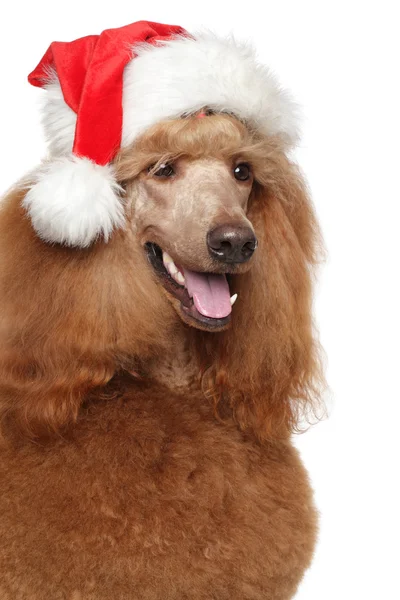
[121,113,250,162]
[114,113,273,182]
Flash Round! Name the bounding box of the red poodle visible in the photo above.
[0,21,324,600]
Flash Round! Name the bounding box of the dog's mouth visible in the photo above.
[145,242,236,331]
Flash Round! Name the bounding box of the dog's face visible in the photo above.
[117,114,261,332]
[133,156,256,331]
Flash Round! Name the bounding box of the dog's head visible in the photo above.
[0,112,324,442]
[116,114,259,332]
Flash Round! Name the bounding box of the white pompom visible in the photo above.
[23,155,125,247]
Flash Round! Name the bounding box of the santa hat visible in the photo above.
[24,20,298,248]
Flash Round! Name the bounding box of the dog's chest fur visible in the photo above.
[0,381,316,600]
[147,335,201,392]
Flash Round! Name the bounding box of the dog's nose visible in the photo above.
[207,224,258,264]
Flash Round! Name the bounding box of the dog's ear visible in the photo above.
[0,187,169,441]
[0,188,115,440]
[199,150,325,441]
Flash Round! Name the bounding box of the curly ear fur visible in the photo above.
[0,188,174,440]
[197,146,324,441]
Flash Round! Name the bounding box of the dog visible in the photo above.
[0,22,324,600]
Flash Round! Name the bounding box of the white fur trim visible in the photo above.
[39,32,299,158]
[42,79,77,156]
[123,33,299,146]
[23,156,125,247]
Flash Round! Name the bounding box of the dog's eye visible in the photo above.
[150,163,175,178]
[234,163,251,181]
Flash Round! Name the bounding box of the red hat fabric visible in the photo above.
[29,21,187,166]
[24,20,298,248]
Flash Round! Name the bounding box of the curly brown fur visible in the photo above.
[0,381,318,600]
[0,114,324,599]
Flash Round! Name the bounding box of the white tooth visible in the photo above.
[163,251,178,275]
[175,271,185,285]
[162,251,173,266]
[168,263,178,275]
[230,293,238,306]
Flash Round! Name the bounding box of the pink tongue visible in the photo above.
[182,269,232,319]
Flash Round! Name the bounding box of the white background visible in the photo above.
[1,1,399,598]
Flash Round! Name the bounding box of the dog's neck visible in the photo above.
[146,329,201,393]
